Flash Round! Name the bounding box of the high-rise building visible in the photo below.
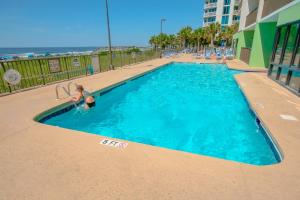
[203,0,240,27]
[233,0,300,96]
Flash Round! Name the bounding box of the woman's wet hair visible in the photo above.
[76,85,84,92]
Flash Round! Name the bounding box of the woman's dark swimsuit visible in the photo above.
[86,101,95,108]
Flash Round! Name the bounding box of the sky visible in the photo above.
[0,0,204,47]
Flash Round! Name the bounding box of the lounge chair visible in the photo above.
[196,53,204,59]
[192,53,198,58]
[225,49,234,60]
[205,50,211,59]
[216,50,223,60]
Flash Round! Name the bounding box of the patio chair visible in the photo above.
[216,50,223,60]
[205,50,211,59]
[225,49,234,60]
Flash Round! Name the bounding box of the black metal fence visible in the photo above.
[0,50,160,95]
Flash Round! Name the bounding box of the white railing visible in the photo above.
[203,21,215,27]
[204,3,217,9]
[232,19,240,24]
[204,12,216,17]
[234,0,241,5]
[233,10,239,15]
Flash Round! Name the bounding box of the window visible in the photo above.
[206,0,217,3]
[206,8,216,13]
[278,67,289,84]
[221,16,229,25]
[270,65,279,80]
[207,17,216,22]
[289,71,300,91]
[205,8,216,13]
[282,24,299,65]
[273,27,287,64]
[224,0,230,5]
[293,44,300,67]
[223,6,230,14]
[233,15,240,21]
[269,21,300,95]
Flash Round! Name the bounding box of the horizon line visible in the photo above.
[0,45,150,48]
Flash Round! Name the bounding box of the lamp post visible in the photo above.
[160,18,166,58]
[105,0,114,70]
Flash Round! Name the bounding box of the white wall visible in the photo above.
[256,0,265,21]
[238,0,249,30]
[215,0,224,24]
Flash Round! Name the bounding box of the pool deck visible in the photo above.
[0,54,300,199]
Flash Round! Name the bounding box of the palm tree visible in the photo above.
[168,34,177,49]
[219,23,239,46]
[205,22,221,47]
[149,35,159,50]
[156,33,170,50]
[193,28,205,52]
[178,26,193,48]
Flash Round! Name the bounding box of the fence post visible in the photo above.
[107,53,110,71]
[129,54,131,64]
[64,57,70,79]
[0,62,12,93]
[85,56,88,76]
[119,51,123,67]
[38,60,46,85]
[98,54,101,72]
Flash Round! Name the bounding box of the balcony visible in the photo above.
[232,19,240,24]
[234,0,241,5]
[204,12,217,17]
[245,7,258,27]
[203,21,215,27]
[233,10,239,16]
[262,0,293,18]
[204,3,217,9]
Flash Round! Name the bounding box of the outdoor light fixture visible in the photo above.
[160,18,167,58]
[105,0,114,70]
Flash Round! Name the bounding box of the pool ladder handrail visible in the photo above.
[55,82,78,100]
[67,82,78,96]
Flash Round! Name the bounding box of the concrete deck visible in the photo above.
[0,55,300,199]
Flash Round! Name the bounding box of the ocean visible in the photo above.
[0,47,100,56]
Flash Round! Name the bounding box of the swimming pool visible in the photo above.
[39,62,281,165]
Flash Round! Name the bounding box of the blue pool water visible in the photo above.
[42,63,280,165]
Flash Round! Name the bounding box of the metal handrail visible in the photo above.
[67,82,78,96]
[55,84,70,100]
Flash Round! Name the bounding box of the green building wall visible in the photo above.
[233,2,300,68]
[248,22,277,68]
[233,30,254,59]
[277,2,300,26]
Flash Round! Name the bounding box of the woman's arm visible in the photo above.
[71,93,83,102]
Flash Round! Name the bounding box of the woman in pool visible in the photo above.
[72,84,96,109]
